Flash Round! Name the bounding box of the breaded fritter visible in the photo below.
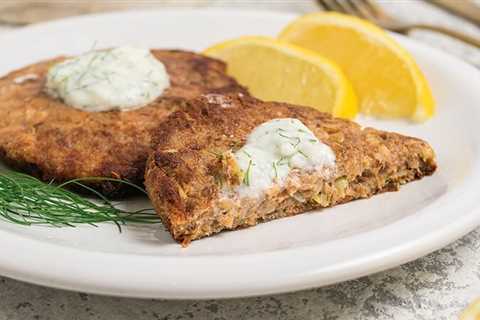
[145,94,437,245]
[0,50,247,194]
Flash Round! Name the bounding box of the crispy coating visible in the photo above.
[0,50,247,194]
[145,94,437,245]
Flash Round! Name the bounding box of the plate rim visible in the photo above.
[1,8,480,299]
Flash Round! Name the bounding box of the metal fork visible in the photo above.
[317,0,480,48]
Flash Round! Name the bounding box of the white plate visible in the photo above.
[0,9,479,299]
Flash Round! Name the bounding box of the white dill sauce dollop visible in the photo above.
[234,118,336,198]
[45,47,170,112]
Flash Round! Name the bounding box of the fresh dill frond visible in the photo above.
[283,153,298,168]
[298,150,311,160]
[278,132,301,147]
[0,170,160,231]
[272,161,279,180]
[243,150,252,158]
[76,51,102,84]
[243,160,253,186]
[68,80,103,93]
[276,156,289,167]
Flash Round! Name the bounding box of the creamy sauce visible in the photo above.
[45,47,170,112]
[233,118,336,198]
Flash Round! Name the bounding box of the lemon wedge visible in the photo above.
[460,298,480,320]
[204,36,358,119]
[279,12,435,122]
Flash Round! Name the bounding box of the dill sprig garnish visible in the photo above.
[298,149,311,160]
[272,161,279,180]
[243,150,252,158]
[277,156,290,167]
[243,160,253,186]
[277,131,301,147]
[76,51,102,84]
[0,171,160,231]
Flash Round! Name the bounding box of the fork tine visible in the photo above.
[318,0,375,20]
[346,0,376,20]
[318,0,347,14]
[357,0,382,18]
[333,0,358,15]
[316,0,328,11]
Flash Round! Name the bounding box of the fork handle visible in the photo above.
[392,24,480,49]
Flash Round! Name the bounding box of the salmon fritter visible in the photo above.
[0,50,247,195]
[145,94,437,245]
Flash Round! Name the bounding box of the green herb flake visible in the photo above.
[272,161,279,180]
[243,150,252,158]
[0,170,160,231]
[298,150,310,160]
[243,160,253,186]
[278,132,301,147]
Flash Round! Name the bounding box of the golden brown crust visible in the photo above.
[145,94,437,245]
[0,50,247,195]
